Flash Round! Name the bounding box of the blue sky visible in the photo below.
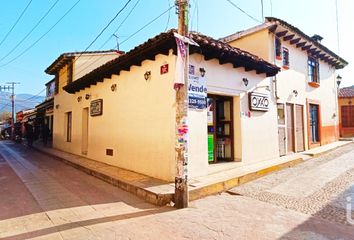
[0,0,352,97]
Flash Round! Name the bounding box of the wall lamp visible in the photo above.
[292,90,298,97]
[242,78,249,87]
[144,71,151,81]
[336,75,342,88]
[85,94,91,100]
[199,67,206,77]
[77,96,82,102]
[111,84,117,92]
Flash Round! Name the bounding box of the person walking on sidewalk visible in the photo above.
[41,123,50,146]
[25,122,34,148]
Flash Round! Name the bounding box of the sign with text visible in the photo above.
[249,92,269,111]
[90,99,103,116]
[188,74,207,109]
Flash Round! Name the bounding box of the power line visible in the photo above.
[120,5,174,46]
[0,0,61,63]
[0,0,33,48]
[96,0,141,52]
[0,0,82,68]
[21,89,46,103]
[165,0,172,31]
[64,0,133,78]
[76,0,132,59]
[74,5,174,78]
[335,0,340,55]
[225,0,262,23]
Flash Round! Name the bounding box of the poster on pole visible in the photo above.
[188,66,207,110]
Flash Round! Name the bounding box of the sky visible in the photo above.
[0,0,352,98]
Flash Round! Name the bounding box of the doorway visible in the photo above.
[277,103,286,156]
[82,108,89,155]
[286,103,294,153]
[295,104,305,152]
[309,104,320,143]
[207,95,234,163]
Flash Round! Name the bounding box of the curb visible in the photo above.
[32,145,174,206]
[189,157,304,201]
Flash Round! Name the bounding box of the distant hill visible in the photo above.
[0,92,45,113]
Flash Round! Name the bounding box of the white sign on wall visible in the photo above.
[249,92,270,111]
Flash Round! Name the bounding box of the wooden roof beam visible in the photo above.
[232,61,242,68]
[302,44,312,51]
[290,37,301,45]
[283,34,295,41]
[244,65,254,72]
[256,69,265,75]
[269,25,278,33]
[276,30,288,38]
[296,42,306,48]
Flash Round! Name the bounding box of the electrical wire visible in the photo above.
[165,0,172,31]
[0,0,82,68]
[0,0,61,63]
[120,5,174,46]
[20,89,46,103]
[65,0,133,78]
[74,4,173,78]
[75,0,132,60]
[225,0,262,23]
[0,0,33,48]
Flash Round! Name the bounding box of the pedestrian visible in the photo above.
[25,122,34,147]
[41,123,50,146]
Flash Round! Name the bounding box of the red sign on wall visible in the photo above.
[160,64,169,75]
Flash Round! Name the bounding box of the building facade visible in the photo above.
[221,17,347,155]
[51,30,281,181]
[338,86,354,137]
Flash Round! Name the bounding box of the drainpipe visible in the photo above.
[271,31,279,101]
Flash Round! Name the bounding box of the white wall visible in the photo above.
[54,53,177,181]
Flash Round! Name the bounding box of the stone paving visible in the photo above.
[1,141,354,239]
[230,142,354,225]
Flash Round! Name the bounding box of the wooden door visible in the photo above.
[295,105,305,152]
[286,103,294,153]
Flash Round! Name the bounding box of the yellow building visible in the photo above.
[49,30,282,181]
[338,87,354,137]
[221,17,348,155]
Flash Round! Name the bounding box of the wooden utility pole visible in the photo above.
[5,82,20,139]
[174,0,189,209]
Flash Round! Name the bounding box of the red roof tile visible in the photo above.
[339,87,354,98]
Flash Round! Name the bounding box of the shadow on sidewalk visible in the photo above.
[1,207,173,240]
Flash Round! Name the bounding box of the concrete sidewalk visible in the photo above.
[32,140,353,206]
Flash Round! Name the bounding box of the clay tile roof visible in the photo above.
[265,17,348,69]
[63,29,280,94]
[339,86,354,98]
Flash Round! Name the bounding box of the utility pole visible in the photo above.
[174,0,189,209]
[4,82,20,138]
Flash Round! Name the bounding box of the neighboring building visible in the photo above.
[221,17,348,155]
[44,50,122,144]
[51,29,280,181]
[338,86,354,137]
[36,79,55,141]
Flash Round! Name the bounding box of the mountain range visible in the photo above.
[0,92,45,113]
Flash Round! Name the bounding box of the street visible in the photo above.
[0,140,353,240]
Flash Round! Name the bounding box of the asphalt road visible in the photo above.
[0,140,353,240]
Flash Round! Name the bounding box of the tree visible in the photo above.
[0,111,11,122]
